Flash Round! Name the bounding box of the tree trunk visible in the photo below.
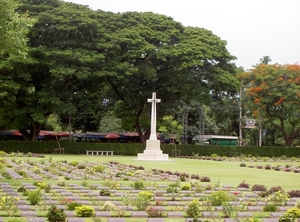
[283,131,299,146]
[136,123,146,144]
[19,120,41,141]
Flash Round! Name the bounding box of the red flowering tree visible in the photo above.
[240,64,300,146]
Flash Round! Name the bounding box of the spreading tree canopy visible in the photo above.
[102,12,239,142]
[240,63,300,146]
[0,0,240,141]
[0,0,109,140]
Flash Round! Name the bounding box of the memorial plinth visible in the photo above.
[137,92,169,161]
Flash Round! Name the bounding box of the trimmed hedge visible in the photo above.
[0,141,299,157]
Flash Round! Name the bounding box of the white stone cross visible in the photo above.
[148,92,161,140]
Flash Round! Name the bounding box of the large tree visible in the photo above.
[101,12,240,142]
[0,0,109,140]
[240,63,300,146]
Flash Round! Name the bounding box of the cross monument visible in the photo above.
[137,92,169,160]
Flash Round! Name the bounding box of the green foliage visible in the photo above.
[93,164,105,173]
[0,196,20,216]
[208,190,232,206]
[181,183,191,190]
[0,0,34,56]
[158,115,184,144]
[75,205,95,217]
[265,190,289,206]
[132,191,153,211]
[46,205,67,222]
[27,189,42,205]
[221,202,236,218]
[99,189,111,196]
[67,202,83,211]
[101,179,120,189]
[138,191,153,201]
[99,111,124,132]
[185,199,201,218]
[130,180,146,190]
[263,204,278,212]
[69,160,79,166]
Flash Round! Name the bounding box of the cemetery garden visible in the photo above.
[0,152,300,222]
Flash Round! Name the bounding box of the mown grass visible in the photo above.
[17,154,300,191]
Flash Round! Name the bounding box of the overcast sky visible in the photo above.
[63,0,300,70]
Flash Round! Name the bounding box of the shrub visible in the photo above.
[138,191,153,201]
[17,185,27,193]
[209,190,232,206]
[221,202,236,218]
[240,163,247,167]
[268,186,284,194]
[146,207,165,218]
[251,184,267,192]
[181,183,191,190]
[69,160,79,166]
[265,190,289,206]
[75,205,95,217]
[130,180,146,190]
[99,189,111,196]
[200,176,211,182]
[238,180,250,189]
[288,190,300,197]
[67,202,83,211]
[279,208,300,222]
[132,191,153,211]
[77,164,86,169]
[57,177,66,187]
[185,199,201,218]
[27,189,42,205]
[265,164,271,170]
[101,179,120,189]
[46,205,67,222]
[263,204,278,212]
[103,202,117,211]
[94,164,105,173]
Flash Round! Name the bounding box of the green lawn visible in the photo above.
[40,154,300,191]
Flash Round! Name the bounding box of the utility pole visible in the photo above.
[197,104,205,145]
[239,87,243,146]
[182,104,188,145]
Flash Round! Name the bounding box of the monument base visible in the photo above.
[137,140,169,160]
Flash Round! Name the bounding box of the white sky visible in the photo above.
[63,0,300,70]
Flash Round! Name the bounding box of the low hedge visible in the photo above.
[0,141,299,157]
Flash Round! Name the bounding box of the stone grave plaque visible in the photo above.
[27,218,45,222]
[247,206,263,211]
[236,212,252,218]
[95,211,111,217]
[202,212,219,218]
[147,218,165,222]
[131,211,148,218]
[17,205,32,210]
[270,212,283,218]
[21,211,37,217]
[167,212,184,218]
[262,219,281,222]
[66,218,85,222]
[107,218,126,222]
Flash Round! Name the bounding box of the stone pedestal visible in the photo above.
[137,140,169,160]
[137,92,169,161]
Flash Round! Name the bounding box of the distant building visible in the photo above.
[192,135,238,146]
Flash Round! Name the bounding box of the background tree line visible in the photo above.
[0,0,299,146]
